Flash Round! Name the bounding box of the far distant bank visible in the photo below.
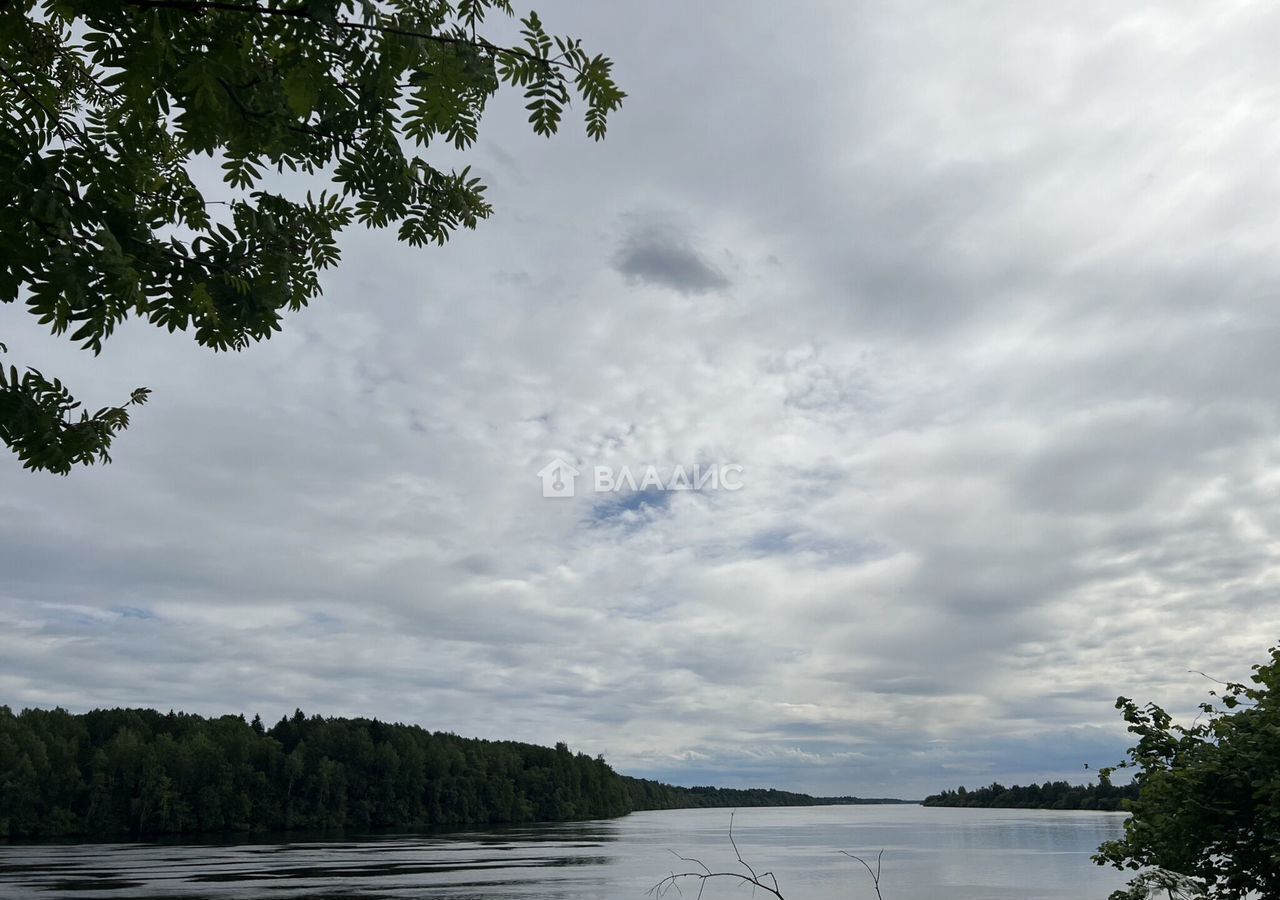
[630,783,916,810]
[923,779,1137,811]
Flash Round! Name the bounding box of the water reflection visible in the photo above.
[0,806,1131,900]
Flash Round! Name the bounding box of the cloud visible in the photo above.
[4,0,1280,800]
[611,217,729,294]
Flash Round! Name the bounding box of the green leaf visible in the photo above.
[284,68,318,119]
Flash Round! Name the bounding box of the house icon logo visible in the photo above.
[537,457,580,498]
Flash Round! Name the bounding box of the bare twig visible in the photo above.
[649,812,786,900]
[1188,669,1232,687]
[839,849,885,900]
[649,812,888,899]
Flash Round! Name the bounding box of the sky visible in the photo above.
[4,0,1280,799]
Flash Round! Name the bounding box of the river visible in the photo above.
[0,805,1132,899]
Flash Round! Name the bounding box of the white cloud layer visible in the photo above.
[4,0,1280,798]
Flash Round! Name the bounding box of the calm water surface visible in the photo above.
[0,805,1131,900]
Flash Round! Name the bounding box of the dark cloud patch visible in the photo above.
[611,221,729,294]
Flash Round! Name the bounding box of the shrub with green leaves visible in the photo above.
[1094,645,1280,899]
[0,0,623,473]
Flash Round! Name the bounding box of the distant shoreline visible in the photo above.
[0,705,915,841]
[922,780,1137,812]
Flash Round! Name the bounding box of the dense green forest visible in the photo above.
[0,706,896,839]
[922,778,1138,811]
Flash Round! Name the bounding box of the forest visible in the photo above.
[922,778,1139,811]
[0,706,893,839]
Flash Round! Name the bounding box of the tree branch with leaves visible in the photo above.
[1093,645,1280,899]
[0,0,623,473]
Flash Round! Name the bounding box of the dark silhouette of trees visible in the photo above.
[623,781,905,812]
[0,705,627,836]
[0,705,893,839]
[922,775,1137,811]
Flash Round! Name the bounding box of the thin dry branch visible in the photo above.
[649,812,888,899]
[839,849,885,900]
[649,812,786,900]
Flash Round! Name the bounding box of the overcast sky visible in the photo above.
[5,0,1280,799]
